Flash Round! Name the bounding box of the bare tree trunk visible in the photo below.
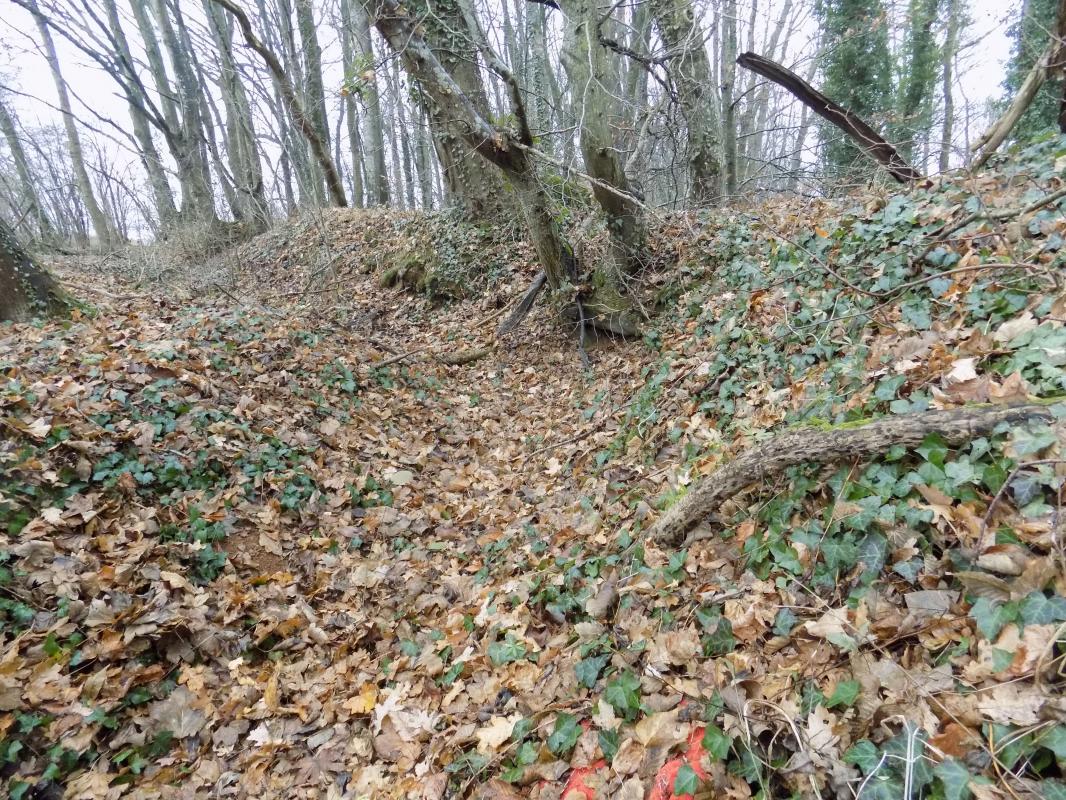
[0,101,55,241]
[392,60,417,209]
[295,0,329,204]
[560,0,645,266]
[0,216,71,321]
[102,0,178,231]
[338,0,366,208]
[152,0,221,224]
[205,0,271,228]
[211,0,347,207]
[416,0,509,220]
[347,0,389,205]
[939,0,959,172]
[649,0,722,205]
[721,0,738,195]
[29,0,115,246]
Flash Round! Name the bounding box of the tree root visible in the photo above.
[647,403,1060,547]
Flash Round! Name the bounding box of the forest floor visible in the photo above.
[3,137,1066,800]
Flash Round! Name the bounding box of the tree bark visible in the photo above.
[721,0,738,195]
[736,51,923,183]
[939,0,959,172]
[0,101,55,241]
[210,0,347,207]
[29,0,115,246]
[347,0,390,206]
[338,0,366,207]
[0,216,71,322]
[648,0,722,205]
[648,404,1058,547]
[415,0,509,221]
[560,0,645,333]
[205,0,271,228]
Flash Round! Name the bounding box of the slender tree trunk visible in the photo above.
[295,0,329,204]
[649,0,722,205]
[205,0,271,228]
[348,0,389,205]
[560,0,647,272]
[211,0,347,206]
[0,102,55,241]
[721,0,739,195]
[393,61,417,209]
[0,216,71,321]
[339,0,366,207]
[153,0,220,224]
[29,0,115,246]
[102,0,177,231]
[415,106,434,210]
[939,0,959,171]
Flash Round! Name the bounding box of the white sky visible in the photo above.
[0,0,1019,198]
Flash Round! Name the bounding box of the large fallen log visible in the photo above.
[736,52,922,183]
[647,403,1059,547]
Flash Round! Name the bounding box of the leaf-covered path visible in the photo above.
[4,142,1066,799]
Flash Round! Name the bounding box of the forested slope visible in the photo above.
[1,140,1066,799]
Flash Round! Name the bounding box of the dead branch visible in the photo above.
[436,347,493,366]
[647,403,1059,547]
[498,271,547,335]
[736,52,922,183]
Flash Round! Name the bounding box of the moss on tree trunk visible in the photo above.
[0,218,74,323]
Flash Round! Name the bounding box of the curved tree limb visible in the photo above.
[972,0,1066,167]
[736,51,922,183]
[647,403,1060,547]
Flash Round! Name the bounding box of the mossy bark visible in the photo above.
[0,217,73,322]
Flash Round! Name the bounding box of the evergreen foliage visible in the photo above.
[1003,0,1061,140]
[893,0,942,163]
[815,0,894,173]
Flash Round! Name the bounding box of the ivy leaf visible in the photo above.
[1040,725,1066,759]
[546,712,581,755]
[827,680,860,708]
[772,608,797,636]
[844,740,882,774]
[603,670,641,718]
[487,634,527,666]
[969,597,1016,639]
[673,763,700,796]
[702,723,731,760]
[1019,592,1066,626]
[934,758,972,800]
[575,654,609,689]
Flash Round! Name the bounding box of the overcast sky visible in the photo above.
[0,0,1017,188]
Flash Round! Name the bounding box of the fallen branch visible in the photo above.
[497,271,547,335]
[436,347,492,366]
[736,52,922,183]
[647,403,1059,547]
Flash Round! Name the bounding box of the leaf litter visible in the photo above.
[2,139,1066,798]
